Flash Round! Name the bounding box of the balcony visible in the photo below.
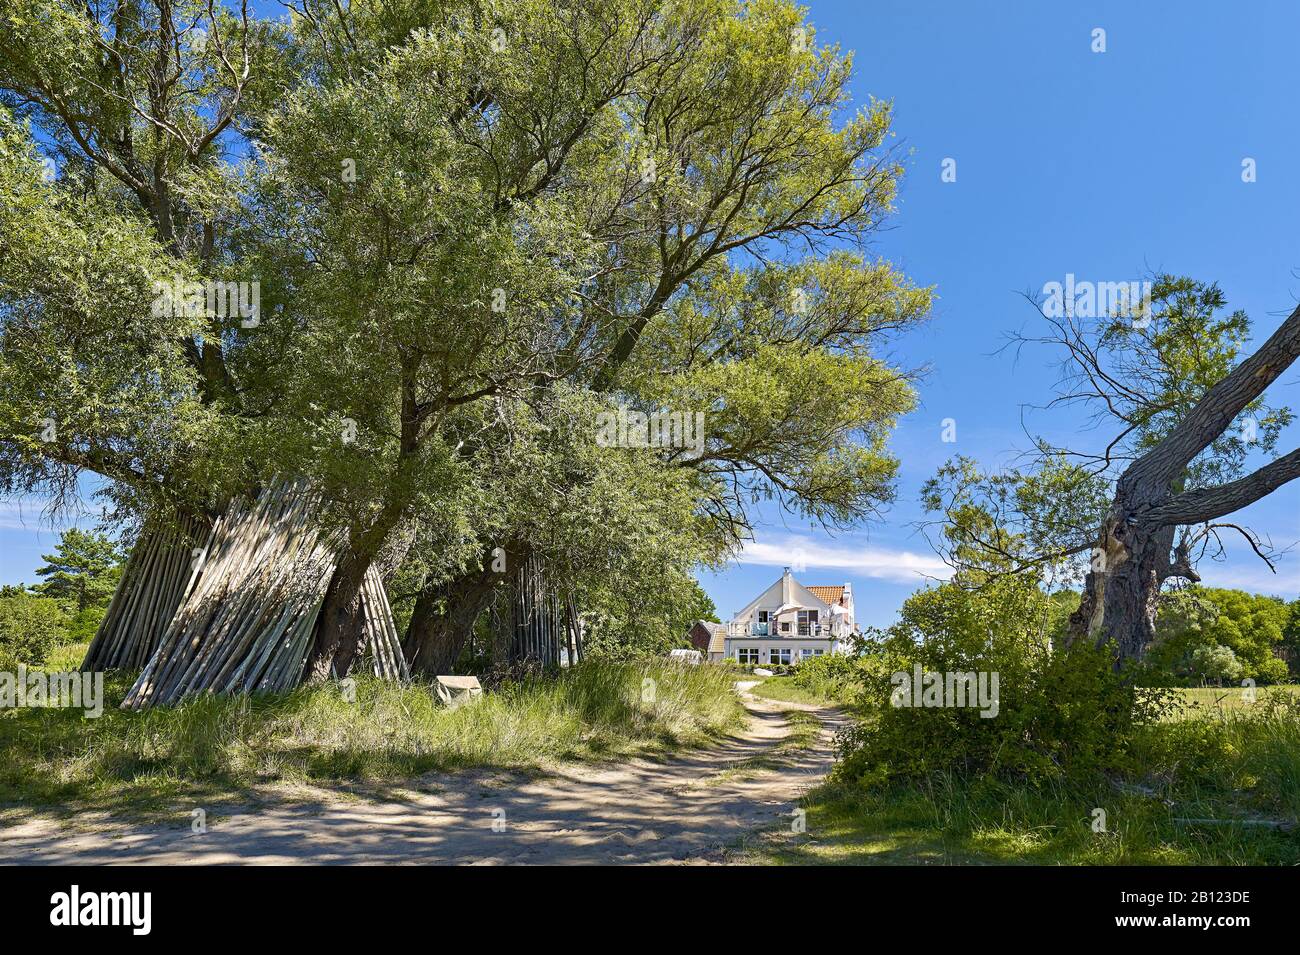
[729,622,835,639]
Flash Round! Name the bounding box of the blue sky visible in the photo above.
[3,1,1298,632]
[697,0,1300,627]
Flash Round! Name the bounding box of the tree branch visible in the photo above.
[1144,447,1300,527]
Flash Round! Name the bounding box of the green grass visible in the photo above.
[0,655,744,817]
[744,777,1298,865]
[1168,684,1300,718]
[42,640,90,672]
[748,674,858,708]
[748,677,831,707]
[742,686,1300,865]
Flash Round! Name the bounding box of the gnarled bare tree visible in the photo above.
[923,276,1299,662]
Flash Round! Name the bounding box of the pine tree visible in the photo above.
[33,529,123,613]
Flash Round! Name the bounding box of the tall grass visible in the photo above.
[0,660,743,814]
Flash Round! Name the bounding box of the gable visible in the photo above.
[732,576,786,621]
[733,574,834,620]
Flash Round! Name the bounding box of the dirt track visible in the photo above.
[0,686,845,865]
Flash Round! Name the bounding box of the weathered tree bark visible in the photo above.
[306,504,409,681]
[1069,303,1300,661]
[309,374,425,680]
[306,553,371,681]
[1070,516,1183,661]
[403,564,505,676]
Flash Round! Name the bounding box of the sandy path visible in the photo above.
[0,686,846,865]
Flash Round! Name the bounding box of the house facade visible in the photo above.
[721,567,856,664]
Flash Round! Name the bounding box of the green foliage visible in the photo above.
[920,455,1110,586]
[788,652,863,701]
[1091,276,1293,490]
[921,276,1294,594]
[0,591,66,670]
[62,605,108,645]
[1148,587,1289,685]
[1189,643,1243,684]
[32,527,121,612]
[1283,599,1300,676]
[837,578,1171,786]
[0,0,932,680]
[585,575,720,659]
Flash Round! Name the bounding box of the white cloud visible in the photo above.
[0,498,81,531]
[736,534,952,584]
[1194,559,1300,597]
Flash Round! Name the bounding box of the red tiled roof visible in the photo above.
[807,585,845,604]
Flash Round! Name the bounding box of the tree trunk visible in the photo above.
[403,566,503,676]
[306,551,371,681]
[1069,508,1167,661]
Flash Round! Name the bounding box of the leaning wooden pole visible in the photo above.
[82,514,210,672]
[121,480,407,709]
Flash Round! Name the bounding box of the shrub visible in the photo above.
[1188,643,1243,685]
[835,578,1173,787]
[788,653,862,701]
[0,592,67,670]
[1149,587,1291,685]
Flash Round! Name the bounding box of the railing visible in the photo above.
[729,622,838,639]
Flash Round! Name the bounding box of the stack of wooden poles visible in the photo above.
[82,514,209,671]
[508,553,583,666]
[120,480,408,710]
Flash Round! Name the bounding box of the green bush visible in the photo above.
[836,579,1173,787]
[1148,587,1290,685]
[0,592,67,670]
[63,606,108,645]
[788,652,862,701]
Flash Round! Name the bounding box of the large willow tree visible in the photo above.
[0,0,931,678]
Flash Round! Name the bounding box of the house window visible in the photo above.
[797,609,819,636]
[801,648,824,659]
[780,621,791,633]
[736,647,759,665]
[770,647,793,665]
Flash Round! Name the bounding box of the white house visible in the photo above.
[719,567,856,664]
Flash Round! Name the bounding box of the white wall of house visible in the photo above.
[724,638,836,665]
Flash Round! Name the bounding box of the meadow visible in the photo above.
[0,646,743,817]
